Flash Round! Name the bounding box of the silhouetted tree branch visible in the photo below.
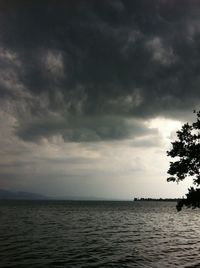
[167,110,200,211]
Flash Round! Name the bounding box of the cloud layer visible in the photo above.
[0,1,198,197]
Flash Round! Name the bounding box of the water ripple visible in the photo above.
[1,201,200,267]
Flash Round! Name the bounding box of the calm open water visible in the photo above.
[0,201,200,268]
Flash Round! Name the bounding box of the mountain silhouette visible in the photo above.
[0,189,48,200]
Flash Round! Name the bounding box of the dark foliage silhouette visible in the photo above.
[167,110,200,211]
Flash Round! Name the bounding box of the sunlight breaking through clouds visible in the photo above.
[147,117,182,143]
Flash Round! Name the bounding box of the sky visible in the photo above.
[0,0,200,199]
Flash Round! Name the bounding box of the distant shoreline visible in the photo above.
[0,198,180,202]
[133,198,180,202]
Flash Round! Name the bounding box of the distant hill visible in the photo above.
[0,189,48,200]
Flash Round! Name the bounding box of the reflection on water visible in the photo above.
[0,201,200,267]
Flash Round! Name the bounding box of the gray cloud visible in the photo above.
[0,0,199,142]
[15,112,157,142]
[0,0,199,198]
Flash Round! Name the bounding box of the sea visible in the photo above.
[0,200,200,268]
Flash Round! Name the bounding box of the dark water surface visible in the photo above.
[0,201,200,268]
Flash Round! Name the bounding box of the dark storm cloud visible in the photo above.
[0,0,200,142]
[16,114,157,142]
